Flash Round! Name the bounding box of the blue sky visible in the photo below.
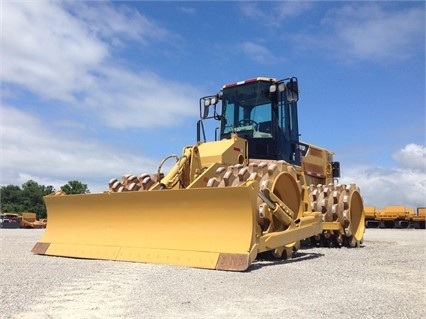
[1,1,425,208]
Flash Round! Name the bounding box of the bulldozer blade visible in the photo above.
[32,184,260,271]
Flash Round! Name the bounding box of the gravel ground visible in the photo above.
[0,228,425,319]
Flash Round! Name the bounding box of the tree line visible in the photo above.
[0,180,89,219]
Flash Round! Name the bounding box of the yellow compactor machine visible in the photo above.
[33,76,365,271]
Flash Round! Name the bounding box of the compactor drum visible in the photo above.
[307,182,364,247]
[33,76,365,271]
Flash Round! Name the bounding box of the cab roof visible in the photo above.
[222,77,278,89]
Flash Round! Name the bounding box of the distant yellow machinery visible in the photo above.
[412,207,426,229]
[20,212,47,229]
[364,206,379,228]
[364,206,424,229]
[0,212,47,229]
[33,76,365,271]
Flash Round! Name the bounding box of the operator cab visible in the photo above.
[198,77,301,165]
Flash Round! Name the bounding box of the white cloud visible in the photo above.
[393,143,426,171]
[178,6,196,15]
[320,3,424,62]
[64,2,171,46]
[275,2,313,18]
[82,68,198,128]
[241,42,282,65]
[0,1,203,193]
[2,1,107,102]
[240,3,424,63]
[340,143,426,208]
[0,105,159,192]
[241,2,313,26]
[1,1,199,129]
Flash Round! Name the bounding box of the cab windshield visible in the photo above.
[220,81,273,138]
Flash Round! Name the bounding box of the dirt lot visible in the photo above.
[0,228,424,319]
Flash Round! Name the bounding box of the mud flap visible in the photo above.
[32,184,259,271]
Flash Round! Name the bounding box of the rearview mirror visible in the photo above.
[286,79,299,102]
[202,104,209,119]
